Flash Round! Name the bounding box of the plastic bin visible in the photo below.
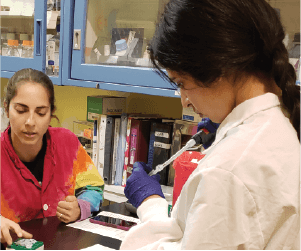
[172,151,205,206]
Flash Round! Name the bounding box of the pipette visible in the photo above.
[149,129,215,176]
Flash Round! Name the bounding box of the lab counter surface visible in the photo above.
[1,202,137,250]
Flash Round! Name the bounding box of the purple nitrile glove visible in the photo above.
[197,117,220,133]
[197,118,220,149]
[124,162,165,208]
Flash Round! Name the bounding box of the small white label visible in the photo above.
[104,45,110,56]
[155,131,170,138]
[88,112,100,120]
[94,48,101,56]
[130,155,134,165]
[154,141,171,149]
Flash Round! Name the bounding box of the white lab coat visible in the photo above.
[120,93,300,250]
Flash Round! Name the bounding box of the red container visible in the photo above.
[172,151,205,206]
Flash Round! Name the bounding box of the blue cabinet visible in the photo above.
[1,0,299,97]
[1,1,46,79]
[61,0,178,97]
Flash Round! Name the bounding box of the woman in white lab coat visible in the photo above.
[120,0,300,249]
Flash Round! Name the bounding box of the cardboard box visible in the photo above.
[87,96,126,122]
[182,107,202,123]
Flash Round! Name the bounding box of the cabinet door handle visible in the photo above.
[35,19,42,56]
[73,29,81,50]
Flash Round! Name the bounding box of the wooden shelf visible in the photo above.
[74,120,93,126]
[103,184,173,204]
[0,12,34,17]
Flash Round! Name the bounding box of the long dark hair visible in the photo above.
[4,68,58,120]
[149,0,300,140]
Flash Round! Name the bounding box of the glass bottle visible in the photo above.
[54,51,59,76]
[47,60,54,75]
[18,34,29,56]
[29,41,34,58]
[7,40,20,57]
[1,33,8,56]
[1,43,9,56]
[48,24,60,73]
[5,33,15,56]
[21,40,31,58]
[52,24,60,53]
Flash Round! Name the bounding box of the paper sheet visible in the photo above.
[67,211,140,241]
[81,244,115,250]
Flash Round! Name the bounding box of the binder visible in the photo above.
[98,115,107,177]
[114,114,128,186]
[92,119,98,166]
[164,120,198,186]
[122,117,132,186]
[103,116,115,184]
[111,117,121,185]
[147,122,172,185]
[126,119,151,181]
[167,122,183,186]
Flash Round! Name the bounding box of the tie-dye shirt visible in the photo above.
[1,126,104,223]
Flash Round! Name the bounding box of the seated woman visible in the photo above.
[1,68,105,246]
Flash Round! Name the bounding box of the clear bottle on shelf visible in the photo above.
[21,40,32,58]
[1,33,8,56]
[47,60,54,75]
[18,34,29,56]
[47,38,55,64]
[1,43,9,56]
[47,24,60,74]
[29,41,34,58]
[52,24,60,52]
[54,51,59,76]
[7,40,20,57]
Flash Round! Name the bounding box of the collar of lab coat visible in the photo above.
[212,93,281,148]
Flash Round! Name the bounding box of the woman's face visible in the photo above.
[6,81,52,148]
[167,70,237,123]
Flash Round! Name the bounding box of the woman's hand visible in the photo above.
[1,216,33,246]
[124,162,165,208]
[56,195,81,223]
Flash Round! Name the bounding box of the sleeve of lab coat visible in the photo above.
[120,167,264,250]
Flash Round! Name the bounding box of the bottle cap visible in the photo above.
[115,39,127,52]
[22,40,31,46]
[8,39,19,46]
